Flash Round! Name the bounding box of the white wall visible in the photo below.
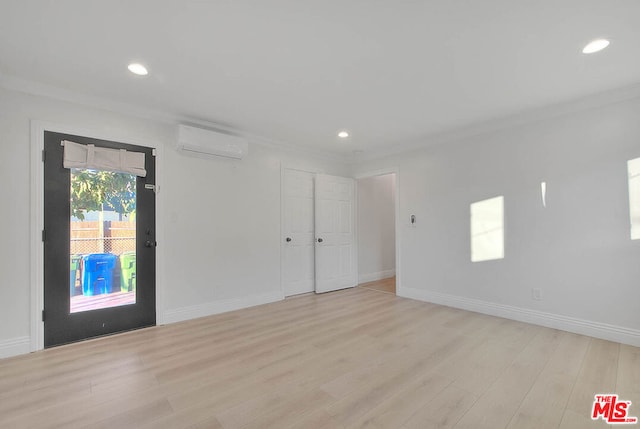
[357,174,396,283]
[0,87,349,357]
[3,83,640,356]
[353,96,640,346]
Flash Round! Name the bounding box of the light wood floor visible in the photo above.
[1,286,638,429]
[358,276,396,294]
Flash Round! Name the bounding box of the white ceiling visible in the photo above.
[1,1,639,157]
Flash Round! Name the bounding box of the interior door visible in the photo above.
[282,169,316,296]
[43,131,156,347]
[314,174,357,293]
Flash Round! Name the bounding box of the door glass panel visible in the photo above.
[70,169,136,313]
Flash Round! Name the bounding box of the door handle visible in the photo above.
[285,237,292,242]
[317,238,323,243]
[145,240,157,248]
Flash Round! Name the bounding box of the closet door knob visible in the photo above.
[317,238,323,243]
[285,237,292,242]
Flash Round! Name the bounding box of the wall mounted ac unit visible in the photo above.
[177,125,248,159]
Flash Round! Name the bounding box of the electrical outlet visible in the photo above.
[532,288,542,301]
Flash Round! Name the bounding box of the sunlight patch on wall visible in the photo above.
[471,196,504,262]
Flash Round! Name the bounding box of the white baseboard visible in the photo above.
[399,286,640,347]
[359,269,396,284]
[162,290,284,325]
[0,336,31,359]
[1,292,284,359]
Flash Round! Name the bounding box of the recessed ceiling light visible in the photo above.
[582,39,610,54]
[128,63,148,76]
[338,131,349,138]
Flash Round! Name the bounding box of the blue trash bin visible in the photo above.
[82,253,117,296]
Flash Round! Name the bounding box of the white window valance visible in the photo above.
[62,140,147,177]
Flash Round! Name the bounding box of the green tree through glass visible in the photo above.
[71,169,136,220]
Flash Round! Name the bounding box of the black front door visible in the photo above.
[43,131,156,347]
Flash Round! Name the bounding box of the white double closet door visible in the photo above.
[282,169,357,296]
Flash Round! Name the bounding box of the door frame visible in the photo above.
[30,120,165,352]
[354,168,401,293]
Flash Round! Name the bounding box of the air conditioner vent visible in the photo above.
[177,125,248,159]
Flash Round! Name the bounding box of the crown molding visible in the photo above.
[3,72,640,166]
[355,82,640,163]
[0,73,346,164]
